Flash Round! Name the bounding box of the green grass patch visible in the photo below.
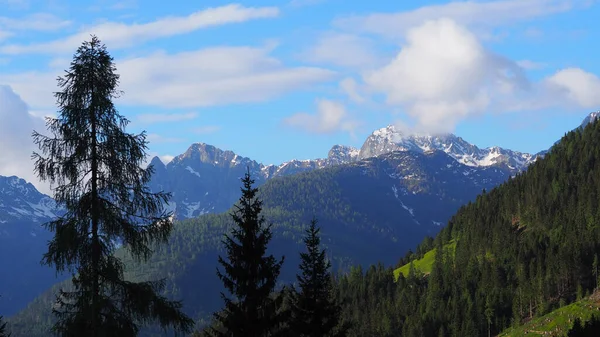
[393,240,456,281]
[499,295,600,337]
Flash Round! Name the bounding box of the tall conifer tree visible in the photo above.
[0,315,9,337]
[207,169,286,337]
[289,218,347,337]
[32,36,193,336]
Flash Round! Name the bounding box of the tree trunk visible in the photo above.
[90,45,100,337]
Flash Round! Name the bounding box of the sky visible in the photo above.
[0,0,599,194]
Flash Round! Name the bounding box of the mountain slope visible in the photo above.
[499,292,600,337]
[330,115,600,336]
[147,143,360,219]
[0,176,65,316]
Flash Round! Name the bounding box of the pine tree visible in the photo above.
[0,315,9,337]
[32,36,193,336]
[207,169,286,337]
[289,218,347,337]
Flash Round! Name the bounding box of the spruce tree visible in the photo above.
[289,218,346,337]
[207,169,286,337]
[32,36,193,336]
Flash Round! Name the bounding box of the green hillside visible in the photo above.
[393,240,456,280]
[499,292,600,337]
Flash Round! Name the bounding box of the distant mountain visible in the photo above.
[147,143,360,219]
[148,125,538,220]
[0,176,58,227]
[0,176,65,316]
[358,126,537,172]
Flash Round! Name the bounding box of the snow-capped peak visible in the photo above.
[0,175,60,225]
[360,125,535,172]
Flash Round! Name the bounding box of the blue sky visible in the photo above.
[0,0,599,192]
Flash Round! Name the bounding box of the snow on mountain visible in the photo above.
[147,143,361,219]
[0,175,60,228]
[146,111,600,220]
[359,125,536,172]
[579,110,600,129]
[327,145,360,165]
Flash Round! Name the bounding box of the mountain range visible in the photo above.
[147,121,545,220]
[1,111,597,326]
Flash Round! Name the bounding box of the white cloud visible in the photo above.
[159,155,174,164]
[137,112,198,124]
[284,99,359,134]
[146,133,183,144]
[545,68,600,108]
[0,45,336,110]
[115,46,336,108]
[0,0,29,9]
[0,30,12,42]
[0,4,280,54]
[334,0,583,39]
[364,18,528,133]
[110,0,138,10]
[0,85,50,194]
[288,0,325,8]
[339,77,365,103]
[517,59,547,70]
[301,32,383,69]
[0,71,57,110]
[0,13,71,32]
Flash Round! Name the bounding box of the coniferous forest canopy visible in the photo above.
[3,32,600,337]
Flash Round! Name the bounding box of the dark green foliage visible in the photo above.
[567,315,600,336]
[289,218,348,337]
[31,36,192,336]
[0,315,9,337]
[205,170,286,337]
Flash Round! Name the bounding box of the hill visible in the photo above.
[393,240,456,280]
[499,292,600,337]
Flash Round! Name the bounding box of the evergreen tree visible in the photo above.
[207,169,286,337]
[289,218,347,337]
[0,315,9,337]
[31,36,193,336]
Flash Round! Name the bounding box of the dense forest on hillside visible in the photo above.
[332,119,600,336]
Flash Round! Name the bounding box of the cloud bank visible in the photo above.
[0,85,49,194]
